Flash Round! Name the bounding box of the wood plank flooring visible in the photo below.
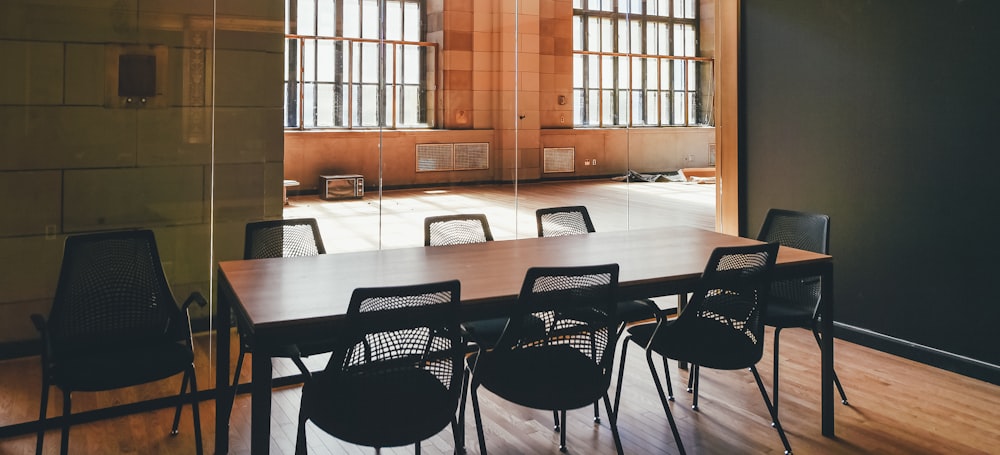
[2,327,998,454]
[3,180,998,453]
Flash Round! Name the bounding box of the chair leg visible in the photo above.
[470,384,488,455]
[691,365,700,411]
[593,401,601,423]
[294,405,309,455]
[36,381,49,455]
[457,365,471,452]
[601,394,625,455]
[558,410,568,451]
[662,356,674,400]
[645,350,686,455]
[552,410,561,432]
[750,366,793,455]
[451,415,464,455]
[772,327,783,423]
[60,390,71,455]
[811,325,849,405]
[187,366,204,455]
[415,441,421,454]
[613,336,631,416]
[171,369,189,435]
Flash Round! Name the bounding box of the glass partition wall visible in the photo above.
[0,0,715,451]
[282,0,717,250]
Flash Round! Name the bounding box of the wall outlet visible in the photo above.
[592,159,597,165]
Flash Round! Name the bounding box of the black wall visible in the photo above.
[741,0,1000,380]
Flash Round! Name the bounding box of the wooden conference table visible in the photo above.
[214,226,836,454]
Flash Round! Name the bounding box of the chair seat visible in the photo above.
[461,317,510,349]
[616,298,658,323]
[302,368,455,448]
[627,320,759,371]
[764,296,816,328]
[473,344,608,411]
[53,341,193,392]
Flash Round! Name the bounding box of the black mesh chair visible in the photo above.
[464,264,624,455]
[424,213,494,246]
[30,229,207,455]
[293,280,464,454]
[232,218,328,394]
[614,243,791,455]
[423,214,509,351]
[536,206,669,330]
[757,208,848,419]
[536,205,667,425]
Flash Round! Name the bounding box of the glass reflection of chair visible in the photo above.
[231,218,328,396]
[756,208,848,420]
[464,264,625,455]
[31,229,207,455]
[292,280,464,454]
[614,243,792,455]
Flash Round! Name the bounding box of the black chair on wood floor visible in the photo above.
[536,205,670,426]
[756,208,848,419]
[293,280,464,454]
[31,229,207,455]
[424,214,510,351]
[614,243,792,455]
[232,218,328,394]
[464,264,625,455]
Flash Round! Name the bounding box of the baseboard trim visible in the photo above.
[834,322,1000,386]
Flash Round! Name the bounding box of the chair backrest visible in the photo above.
[244,218,326,259]
[672,242,779,369]
[424,214,494,246]
[756,208,830,312]
[322,280,464,444]
[495,264,620,382]
[536,205,596,237]
[48,229,187,355]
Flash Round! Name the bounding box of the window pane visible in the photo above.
[343,0,360,38]
[645,90,659,125]
[362,0,379,39]
[317,83,334,127]
[574,54,585,87]
[297,0,316,35]
[404,2,420,41]
[386,0,401,41]
[317,0,335,36]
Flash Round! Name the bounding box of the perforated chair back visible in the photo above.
[424,214,493,246]
[536,205,596,237]
[48,229,189,354]
[490,264,620,405]
[244,218,326,259]
[756,209,829,317]
[298,280,463,450]
[671,242,779,370]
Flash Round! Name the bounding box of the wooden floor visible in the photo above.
[3,180,999,453]
[2,327,998,454]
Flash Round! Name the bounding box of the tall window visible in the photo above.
[285,0,433,129]
[573,0,713,127]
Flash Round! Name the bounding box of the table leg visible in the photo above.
[215,285,232,454]
[251,351,273,454]
[821,265,835,437]
[677,293,689,370]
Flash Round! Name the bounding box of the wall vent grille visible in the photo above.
[453,143,489,170]
[543,147,575,173]
[416,144,454,172]
[417,142,489,172]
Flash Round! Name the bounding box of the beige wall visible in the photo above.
[0,0,284,345]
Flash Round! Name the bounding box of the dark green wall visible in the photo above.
[741,0,1000,371]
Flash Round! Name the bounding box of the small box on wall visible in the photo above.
[319,174,364,200]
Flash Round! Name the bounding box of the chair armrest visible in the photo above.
[30,314,47,333]
[287,344,313,379]
[181,292,208,312]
